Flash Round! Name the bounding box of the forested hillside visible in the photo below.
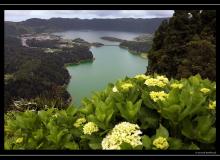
[147,10,216,81]
[4,21,33,36]
[4,34,93,111]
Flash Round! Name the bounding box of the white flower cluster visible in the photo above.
[112,86,118,92]
[101,122,142,150]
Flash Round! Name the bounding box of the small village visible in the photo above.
[20,33,104,53]
[20,33,61,48]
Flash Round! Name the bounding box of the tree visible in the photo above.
[147,10,216,81]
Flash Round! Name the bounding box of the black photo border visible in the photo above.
[0,4,219,157]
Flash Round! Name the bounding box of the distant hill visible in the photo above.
[4,21,34,36]
[5,17,170,35]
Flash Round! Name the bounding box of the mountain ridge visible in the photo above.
[5,17,169,34]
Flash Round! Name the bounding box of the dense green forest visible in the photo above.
[101,36,125,42]
[120,41,151,54]
[147,10,216,81]
[100,36,152,55]
[26,39,61,48]
[4,21,33,36]
[4,34,93,111]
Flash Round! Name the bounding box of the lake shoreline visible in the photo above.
[99,36,151,59]
[64,58,94,67]
[119,46,148,59]
[64,57,95,106]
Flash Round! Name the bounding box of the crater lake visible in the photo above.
[54,30,149,106]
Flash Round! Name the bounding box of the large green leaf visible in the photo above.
[89,142,102,150]
[95,101,106,122]
[116,100,142,122]
[181,115,216,143]
[17,117,36,130]
[168,137,182,149]
[38,109,54,125]
[57,129,68,143]
[160,104,182,123]
[179,86,206,121]
[27,138,38,149]
[93,100,115,129]
[138,107,159,129]
[80,104,94,115]
[163,89,180,106]
[142,135,152,150]
[127,87,140,103]
[64,141,79,150]
[156,124,169,138]
[32,129,44,141]
[112,91,124,102]
[120,142,133,150]
[69,128,81,137]
[185,143,200,150]
[88,139,102,150]
[66,106,78,116]
[181,118,194,139]
[133,145,143,150]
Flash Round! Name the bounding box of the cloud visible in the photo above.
[4,10,174,22]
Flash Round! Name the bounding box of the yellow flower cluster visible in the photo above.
[170,83,183,89]
[120,83,133,90]
[200,88,210,94]
[144,75,169,88]
[134,74,150,80]
[149,91,168,102]
[102,122,142,150]
[209,101,216,110]
[112,86,119,92]
[83,122,99,135]
[74,117,87,128]
[156,75,169,84]
[153,136,169,150]
[16,137,23,144]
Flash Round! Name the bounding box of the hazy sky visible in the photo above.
[5,10,174,22]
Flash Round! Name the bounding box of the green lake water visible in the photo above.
[54,30,149,106]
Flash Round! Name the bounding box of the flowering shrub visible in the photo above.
[4,74,216,150]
